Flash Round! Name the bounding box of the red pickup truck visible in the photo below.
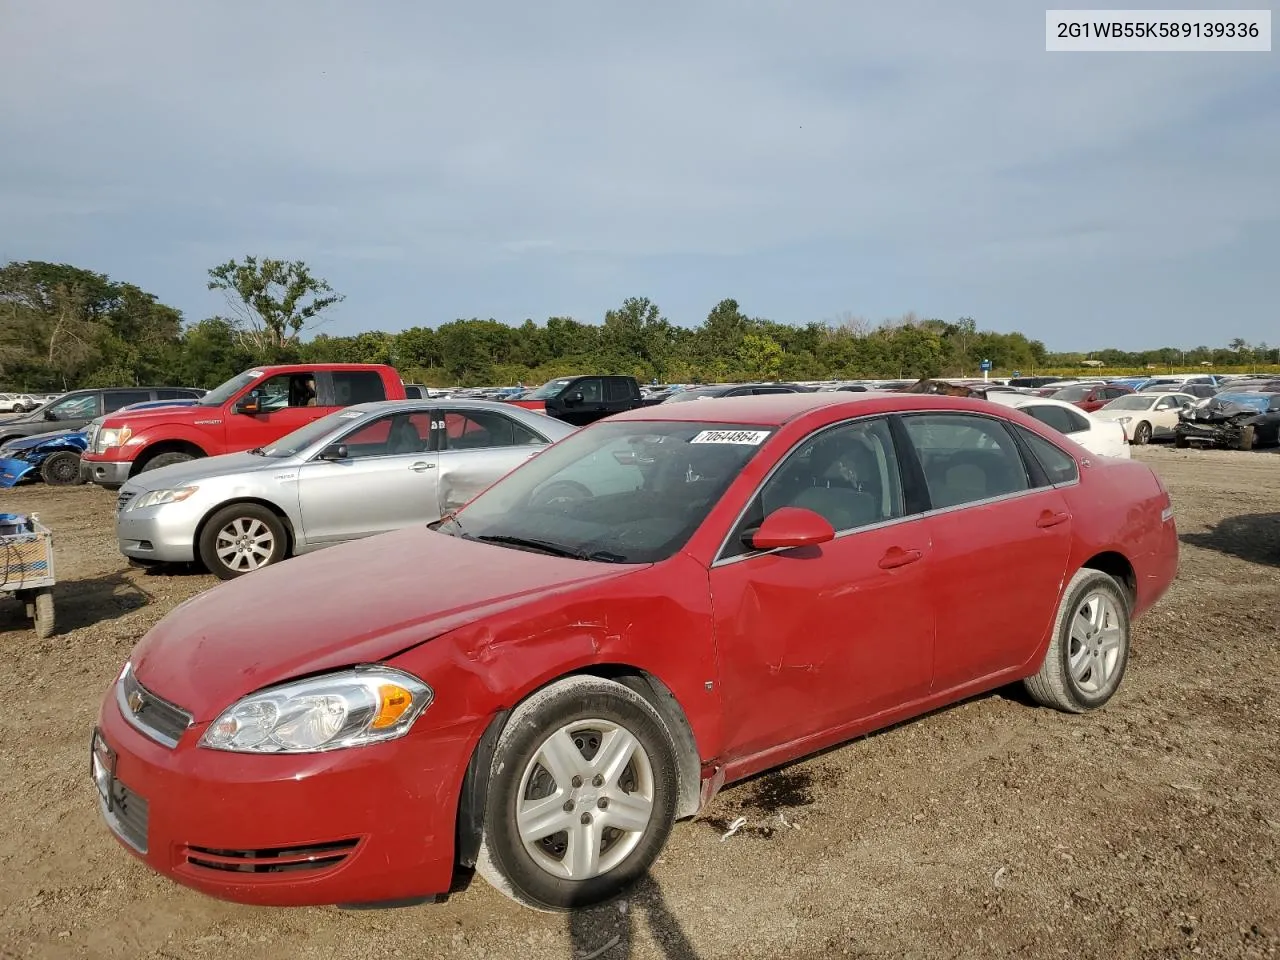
[80,364,407,488]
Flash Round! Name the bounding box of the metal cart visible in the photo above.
[1,514,56,638]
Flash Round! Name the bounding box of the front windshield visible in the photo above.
[257,409,354,457]
[529,378,574,400]
[1050,385,1093,402]
[435,420,776,563]
[198,370,263,406]
[1102,395,1157,411]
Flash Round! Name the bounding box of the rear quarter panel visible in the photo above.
[1062,457,1178,619]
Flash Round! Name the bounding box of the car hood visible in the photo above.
[122,451,279,491]
[127,526,641,720]
[1,428,81,451]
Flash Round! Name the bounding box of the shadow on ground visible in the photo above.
[0,572,152,636]
[1180,513,1280,568]
[568,875,700,960]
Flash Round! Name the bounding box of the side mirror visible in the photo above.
[318,443,348,461]
[234,396,260,415]
[564,392,584,405]
[748,507,836,551]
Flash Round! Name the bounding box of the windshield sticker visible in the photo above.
[690,429,771,445]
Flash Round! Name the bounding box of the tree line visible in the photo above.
[1,258,1275,392]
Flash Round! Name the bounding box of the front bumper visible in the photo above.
[82,457,133,487]
[1175,421,1251,447]
[93,677,474,907]
[115,498,206,563]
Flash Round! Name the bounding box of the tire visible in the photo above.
[197,503,288,580]
[33,590,54,639]
[1237,426,1255,451]
[1174,434,1189,449]
[138,451,197,474]
[1024,568,1131,714]
[1132,421,1152,445]
[40,451,84,486]
[475,675,679,912]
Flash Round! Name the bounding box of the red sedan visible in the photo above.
[92,392,1179,911]
[1046,382,1135,412]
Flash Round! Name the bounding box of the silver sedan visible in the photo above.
[114,399,576,579]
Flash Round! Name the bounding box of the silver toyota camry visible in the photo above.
[114,399,577,579]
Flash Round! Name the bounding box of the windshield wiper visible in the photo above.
[475,534,625,563]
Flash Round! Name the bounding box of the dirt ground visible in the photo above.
[1,446,1276,960]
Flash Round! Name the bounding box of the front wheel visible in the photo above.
[476,675,679,911]
[1024,568,1131,713]
[40,451,84,486]
[198,503,288,579]
[138,451,197,474]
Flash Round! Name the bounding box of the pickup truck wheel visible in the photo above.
[138,451,196,474]
[40,451,84,486]
[198,504,288,580]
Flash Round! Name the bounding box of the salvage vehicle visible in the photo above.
[114,399,575,579]
[1174,391,1280,450]
[80,364,407,488]
[979,393,1131,458]
[92,391,1178,911]
[0,387,205,449]
[1092,392,1197,445]
[0,430,90,487]
[505,375,664,426]
[0,399,205,488]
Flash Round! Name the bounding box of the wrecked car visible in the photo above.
[1174,391,1280,450]
[0,429,89,487]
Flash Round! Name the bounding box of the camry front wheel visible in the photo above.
[476,675,679,911]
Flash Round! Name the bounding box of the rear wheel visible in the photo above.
[40,451,84,486]
[476,675,679,911]
[198,503,288,580]
[1024,568,1130,714]
[1132,421,1152,445]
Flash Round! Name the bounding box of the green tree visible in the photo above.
[207,256,344,358]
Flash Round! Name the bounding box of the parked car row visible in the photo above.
[87,387,1180,913]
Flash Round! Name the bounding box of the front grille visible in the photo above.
[185,839,359,874]
[116,489,135,513]
[101,778,149,854]
[117,665,193,748]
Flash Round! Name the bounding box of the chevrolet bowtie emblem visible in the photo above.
[127,690,144,714]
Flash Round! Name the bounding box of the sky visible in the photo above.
[1,1,1276,352]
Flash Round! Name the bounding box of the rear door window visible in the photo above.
[605,378,634,402]
[330,370,386,405]
[1015,426,1079,486]
[901,414,1030,509]
[104,390,154,412]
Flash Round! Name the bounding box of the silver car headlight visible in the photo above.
[128,486,199,510]
[199,666,433,753]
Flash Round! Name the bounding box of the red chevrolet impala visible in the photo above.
[92,392,1178,911]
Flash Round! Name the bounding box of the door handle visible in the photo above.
[409,462,435,472]
[1037,510,1070,528]
[878,547,923,570]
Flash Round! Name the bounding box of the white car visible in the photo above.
[980,392,1131,459]
[0,394,38,414]
[1092,392,1196,445]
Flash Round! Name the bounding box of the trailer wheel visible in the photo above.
[32,590,54,639]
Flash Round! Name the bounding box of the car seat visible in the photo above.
[386,417,423,454]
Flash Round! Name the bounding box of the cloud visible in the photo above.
[0,0,1276,349]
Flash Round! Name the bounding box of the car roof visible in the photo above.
[608,390,1046,426]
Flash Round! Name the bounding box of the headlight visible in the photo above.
[199,666,433,753]
[97,426,132,451]
[128,486,199,510]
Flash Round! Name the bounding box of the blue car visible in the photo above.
[0,398,199,488]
